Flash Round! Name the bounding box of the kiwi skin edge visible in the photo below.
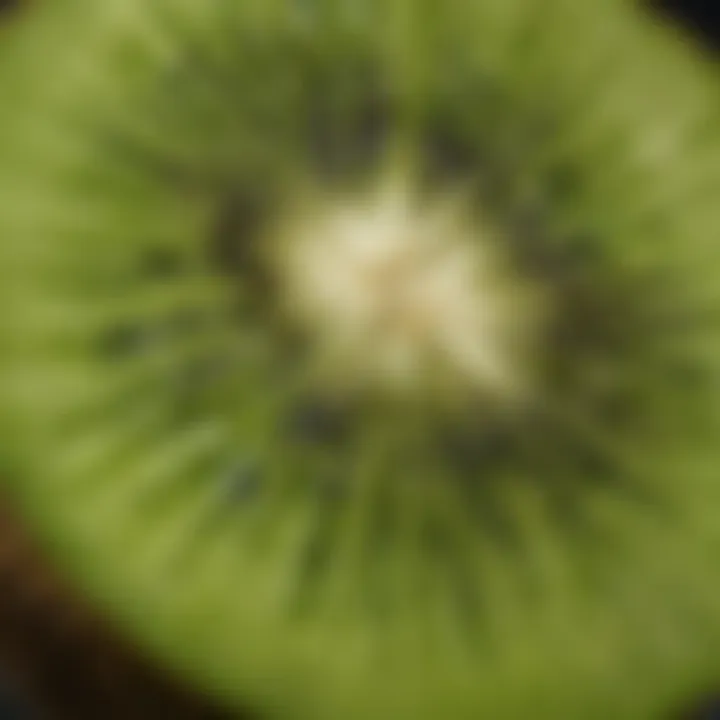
[0,497,240,720]
[2,2,720,720]
[0,3,231,719]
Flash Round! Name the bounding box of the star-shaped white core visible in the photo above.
[271,172,544,404]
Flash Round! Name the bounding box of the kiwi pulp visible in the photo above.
[2,1,720,719]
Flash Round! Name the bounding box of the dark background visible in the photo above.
[652,1,720,48]
[0,1,719,719]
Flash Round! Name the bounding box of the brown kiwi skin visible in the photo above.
[0,494,239,720]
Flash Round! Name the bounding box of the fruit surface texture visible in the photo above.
[1,1,720,719]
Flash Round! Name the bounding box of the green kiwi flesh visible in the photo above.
[2,1,720,718]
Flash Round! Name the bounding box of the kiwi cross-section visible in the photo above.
[2,1,720,718]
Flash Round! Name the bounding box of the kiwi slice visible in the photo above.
[2,1,720,718]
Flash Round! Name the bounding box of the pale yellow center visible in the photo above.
[269,171,546,405]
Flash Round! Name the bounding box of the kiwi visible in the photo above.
[1,1,720,719]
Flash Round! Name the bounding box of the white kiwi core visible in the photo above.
[269,166,548,407]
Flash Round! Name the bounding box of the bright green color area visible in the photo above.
[2,1,720,719]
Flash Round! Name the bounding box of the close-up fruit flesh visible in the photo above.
[1,1,720,719]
